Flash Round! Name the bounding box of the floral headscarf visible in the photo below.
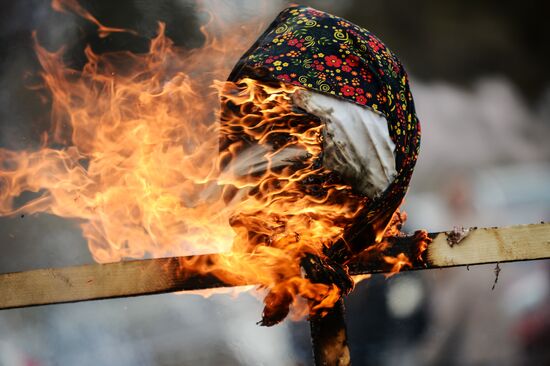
[227,5,421,260]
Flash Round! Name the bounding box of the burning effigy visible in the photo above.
[219,6,425,324]
[2,3,550,366]
[0,1,429,326]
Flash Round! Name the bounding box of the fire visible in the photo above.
[51,0,136,38]
[383,253,413,276]
[0,0,420,322]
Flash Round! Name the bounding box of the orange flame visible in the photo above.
[383,253,413,277]
[0,1,419,320]
[52,0,137,38]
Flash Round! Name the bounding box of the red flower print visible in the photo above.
[346,55,360,67]
[368,39,383,52]
[337,20,350,28]
[396,106,405,120]
[341,65,352,72]
[325,55,342,68]
[341,85,355,96]
[356,95,367,105]
[288,38,303,48]
[308,9,325,17]
[279,74,292,83]
[265,58,273,64]
[356,88,364,94]
[315,64,325,71]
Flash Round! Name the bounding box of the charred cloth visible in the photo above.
[219,5,424,325]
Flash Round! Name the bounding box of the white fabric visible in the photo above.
[292,89,397,198]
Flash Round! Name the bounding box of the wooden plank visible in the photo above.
[427,223,549,267]
[1,223,549,310]
[348,223,550,274]
[310,299,350,366]
[0,255,232,310]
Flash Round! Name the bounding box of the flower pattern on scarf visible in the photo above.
[227,5,421,246]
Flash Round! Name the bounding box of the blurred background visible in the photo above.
[0,0,549,365]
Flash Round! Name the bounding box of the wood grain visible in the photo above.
[1,223,548,310]
[0,255,232,309]
[427,223,549,267]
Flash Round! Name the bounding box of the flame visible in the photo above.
[52,0,137,38]
[0,1,419,321]
[383,253,413,277]
[382,210,415,276]
[351,274,372,284]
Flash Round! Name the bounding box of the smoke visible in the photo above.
[0,1,78,150]
[404,77,550,230]
[0,1,548,365]
[412,77,550,181]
